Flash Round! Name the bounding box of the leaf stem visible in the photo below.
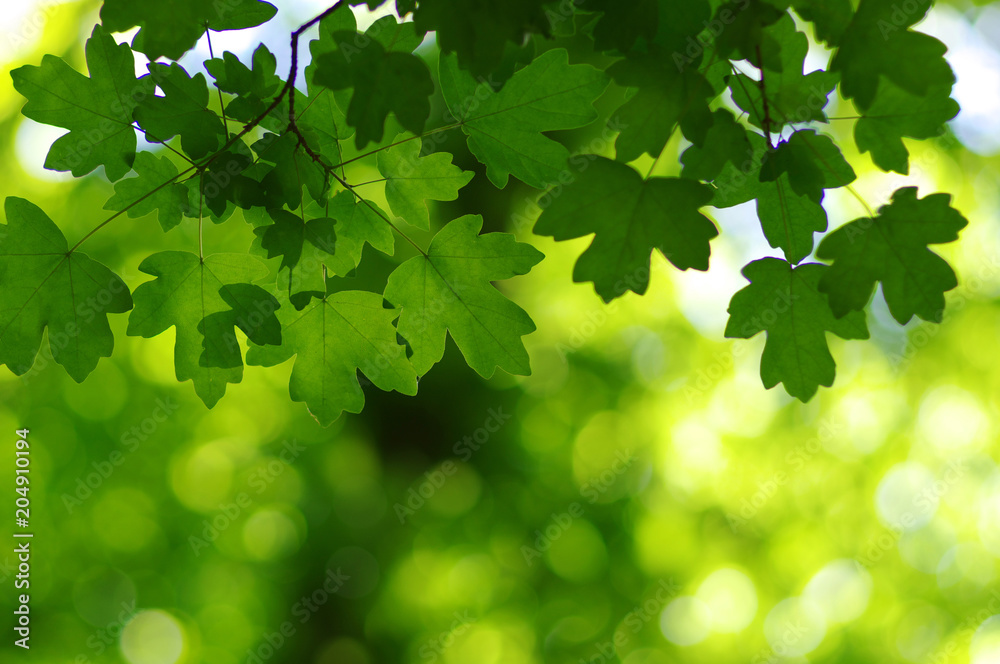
[205,29,230,141]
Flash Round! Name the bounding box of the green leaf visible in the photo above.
[830,0,953,111]
[127,252,269,407]
[725,257,869,401]
[816,187,968,324]
[200,145,267,218]
[759,129,856,202]
[440,49,608,188]
[755,177,827,265]
[578,0,658,52]
[247,289,417,426]
[10,25,154,181]
[607,48,714,163]
[311,23,433,149]
[384,215,543,377]
[376,140,474,229]
[135,63,226,160]
[252,209,337,301]
[854,81,959,174]
[205,44,282,122]
[104,152,191,232]
[711,0,786,67]
[199,283,281,369]
[326,191,395,277]
[100,0,278,60]
[250,132,328,210]
[709,132,828,263]
[791,0,853,46]
[408,0,551,76]
[712,133,827,263]
[654,0,712,52]
[0,198,133,381]
[730,14,838,129]
[534,156,716,301]
[680,109,752,181]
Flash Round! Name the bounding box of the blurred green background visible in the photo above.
[2,1,1000,663]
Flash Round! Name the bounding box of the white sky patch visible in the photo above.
[922,6,1000,155]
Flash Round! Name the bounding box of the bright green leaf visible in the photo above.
[247,288,417,426]
[440,49,608,188]
[104,152,191,232]
[10,25,154,181]
[384,215,543,377]
[127,251,269,407]
[0,197,133,381]
[376,140,474,229]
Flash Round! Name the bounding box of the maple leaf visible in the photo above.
[535,156,717,302]
[100,0,277,60]
[817,187,968,323]
[726,257,869,401]
[376,141,474,230]
[440,49,608,188]
[104,152,191,232]
[0,198,133,381]
[384,215,543,377]
[127,252,270,407]
[10,25,154,181]
[247,288,417,426]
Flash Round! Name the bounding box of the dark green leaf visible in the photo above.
[311,24,433,149]
[854,81,959,174]
[817,187,968,323]
[680,109,751,181]
[726,257,869,401]
[759,129,856,202]
[100,0,278,60]
[729,14,838,129]
[135,63,226,160]
[408,0,551,75]
[830,0,953,111]
[608,49,714,163]
[534,156,717,301]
